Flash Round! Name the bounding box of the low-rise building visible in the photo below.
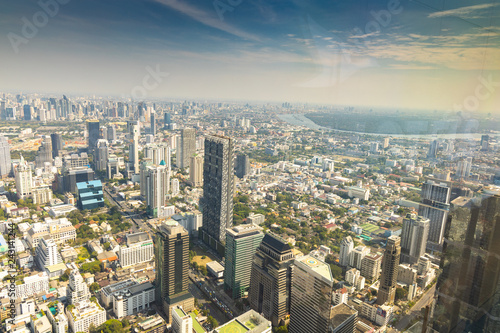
[117,232,154,268]
[172,306,192,333]
[111,282,155,318]
[66,299,106,333]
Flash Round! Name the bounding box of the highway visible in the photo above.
[393,284,436,332]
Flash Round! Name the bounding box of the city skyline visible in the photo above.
[1,0,499,111]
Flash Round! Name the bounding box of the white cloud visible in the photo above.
[152,0,261,41]
[428,3,499,19]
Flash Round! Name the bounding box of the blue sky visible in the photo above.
[1,0,499,111]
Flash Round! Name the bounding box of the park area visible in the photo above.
[191,246,217,267]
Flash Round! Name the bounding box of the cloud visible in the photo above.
[428,3,500,19]
[152,0,261,41]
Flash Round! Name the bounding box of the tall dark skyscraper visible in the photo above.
[481,134,490,151]
[235,154,250,179]
[151,111,156,135]
[418,179,451,250]
[249,233,295,327]
[200,135,234,255]
[50,133,62,159]
[432,194,500,333]
[289,255,334,333]
[155,221,194,323]
[87,120,100,153]
[377,235,401,305]
[164,112,171,127]
[23,104,31,120]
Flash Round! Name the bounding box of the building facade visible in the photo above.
[377,236,401,305]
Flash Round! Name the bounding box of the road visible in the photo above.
[393,284,436,332]
[189,280,228,326]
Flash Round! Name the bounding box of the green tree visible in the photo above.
[275,326,288,333]
[89,282,100,293]
[395,287,408,301]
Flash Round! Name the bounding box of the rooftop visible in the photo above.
[330,303,358,329]
[296,255,333,282]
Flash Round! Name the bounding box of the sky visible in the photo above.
[0,0,499,112]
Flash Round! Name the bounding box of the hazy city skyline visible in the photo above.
[1,0,499,111]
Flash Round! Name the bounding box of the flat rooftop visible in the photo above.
[296,255,333,282]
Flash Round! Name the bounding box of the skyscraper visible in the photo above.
[155,221,194,323]
[94,139,109,171]
[432,194,500,332]
[50,133,62,159]
[481,134,490,151]
[23,104,31,120]
[235,154,250,179]
[200,135,234,254]
[164,112,171,127]
[129,121,140,174]
[36,135,52,168]
[151,111,156,135]
[400,213,430,264]
[189,156,203,187]
[456,157,473,179]
[289,255,334,333]
[427,139,439,158]
[224,224,264,299]
[144,164,170,217]
[0,136,11,177]
[107,125,116,143]
[339,236,354,267]
[144,143,171,168]
[418,180,451,249]
[249,233,295,327]
[178,128,195,169]
[377,236,401,305]
[15,155,32,199]
[87,120,100,152]
[67,266,91,304]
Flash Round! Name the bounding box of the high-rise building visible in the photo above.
[400,213,430,264]
[36,135,53,168]
[155,221,194,323]
[481,134,490,151]
[418,180,451,248]
[172,306,193,333]
[164,112,171,126]
[144,164,170,217]
[23,104,32,120]
[289,255,334,333]
[377,236,401,305]
[329,303,358,333]
[235,154,250,179]
[67,266,91,304]
[94,139,109,171]
[427,139,439,158]
[118,232,154,268]
[87,120,100,152]
[224,224,264,299]
[178,128,195,169]
[383,137,390,149]
[15,155,32,199]
[432,194,500,332]
[129,121,140,174]
[249,233,295,327]
[144,143,171,168]
[456,157,473,179]
[151,111,156,135]
[350,245,369,270]
[50,133,63,159]
[189,156,203,187]
[0,136,11,177]
[360,253,382,281]
[339,236,354,267]
[200,135,234,254]
[107,125,116,143]
[35,235,63,269]
[171,178,179,197]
